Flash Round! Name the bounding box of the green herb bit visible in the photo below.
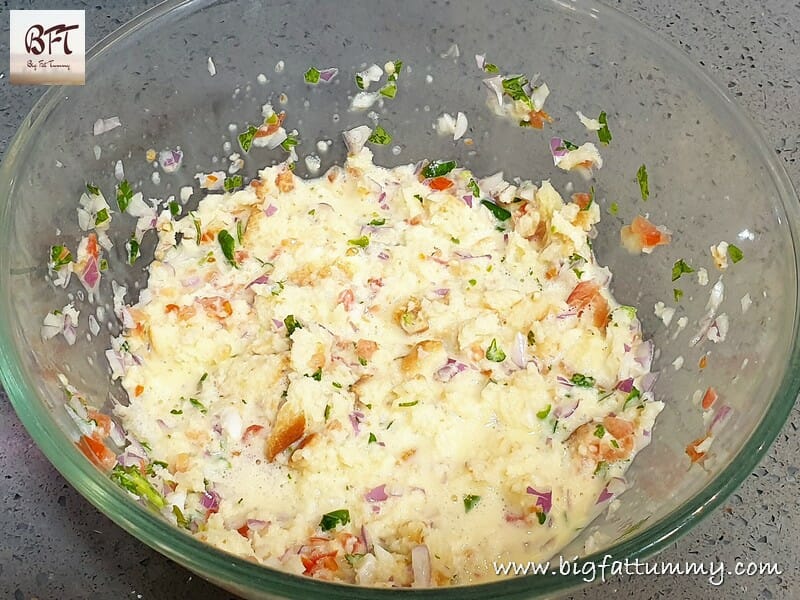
[518,120,533,128]
[369,218,386,226]
[608,202,619,215]
[324,404,332,420]
[319,509,350,531]
[348,235,370,248]
[355,74,365,89]
[593,423,606,438]
[527,330,536,345]
[238,125,258,152]
[671,259,695,281]
[536,404,551,419]
[597,111,612,145]
[94,208,110,227]
[223,175,243,193]
[480,199,511,221]
[217,229,237,267]
[172,505,191,529]
[110,465,166,509]
[450,236,460,244]
[501,74,532,107]
[310,368,323,381]
[562,140,579,151]
[398,400,418,407]
[86,182,101,196]
[368,432,377,444]
[468,279,477,286]
[345,553,365,567]
[358,356,368,366]
[610,439,620,448]
[189,397,207,414]
[332,382,343,389]
[170,409,183,415]
[636,164,649,201]
[485,338,506,362]
[169,200,181,218]
[199,372,208,384]
[623,386,642,410]
[304,67,321,84]
[421,159,457,179]
[569,253,586,265]
[673,288,684,302]
[368,125,392,145]
[99,259,108,272]
[728,244,744,263]
[414,193,424,204]
[379,83,397,98]
[280,133,300,153]
[484,63,499,73]
[593,461,608,477]
[463,494,481,512]
[536,512,547,525]
[570,373,595,387]
[390,60,403,79]
[573,268,583,279]
[191,211,202,242]
[284,314,302,336]
[50,245,73,270]
[116,180,134,212]
[127,238,140,265]
[467,178,481,197]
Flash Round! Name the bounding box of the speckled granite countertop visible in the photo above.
[1,1,798,598]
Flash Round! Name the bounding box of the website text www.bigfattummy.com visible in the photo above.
[493,555,782,586]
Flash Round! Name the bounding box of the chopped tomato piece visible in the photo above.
[87,411,112,437]
[699,355,708,369]
[567,281,600,311]
[571,192,592,210]
[198,296,233,320]
[237,524,250,538]
[528,109,553,129]
[685,435,709,463]
[337,288,355,311]
[78,435,116,470]
[620,215,672,254]
[134,385,144,397]
[86,233,100,259]
[428,177,453,191]
[701,387,718,411]
[242,424,264,442]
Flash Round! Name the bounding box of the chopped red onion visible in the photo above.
[435,358,467,382]
[158,149,184,173]
[454,251,492,261]
[634,339,654,371]
[434,288,450,297]
[108,420,127,447]
[116,452,143,468]
[462,194,473,208]
[181,275,201,288]
[201,489,220,513]
[554,400,579,419]
[710,404,733,434]
[80,257,100,292]
[616,378,634,393]
[556,375,574,387]
[377,251,389,261]
[247,274,270,287]
[349,411,364,435]
[246,518,269,531]
[365,484,388,502]
[318,67,338,82]
[265,204,278,217]
[475,53,486,69]
[93,116,121,135]
[550,137,568,166]
[361,525,373,553]
[526,486,552,513]
[411,545,432,588]
[156,419,171,431]
[272,318,284,329]
[596,486,614,504]
[343,125,372,155]
[624,343,631,353]
[483,76,504,107]
[510,332,527,368]
[640,371,659,393]
[556,310,577,320]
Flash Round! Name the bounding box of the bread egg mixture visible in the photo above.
[114,148,662,586]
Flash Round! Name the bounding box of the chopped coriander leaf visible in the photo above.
[324,404,332,420]
[217,229,237,267]
[421,160,456,179]
[332,382,343,389]
[609,202,619,215]
[368,432,377,444]
[597,111,612,145]
[111,464,166,509]
[391,60,403,78]
[99,259,108,272]
[414,193,424,203]
[348,235,370,248]
[728,244,744,263]
[480,199,511,221]
[518,120,533,128]
[527,330,536,345]
[310,368,322,381]
[536,404,551,419]
[369,218,386,226]
[562,140,579,151]
[50,245,72,270]
[116,180,134,212]
[127,238,140,265]
[570,373,595,387]
[379,83,397,98]
[673,288,684,302]
[569,253,586,265]
[468,278,477,286]
[345,554,365,567]
[671,259,695,281]
[485,338,506,362]
[593,424,606,438]
[189,397,207,414]
[537,512,547,525]
[358,356,368,366]
[573,268,584,279]
[86,182,101,196]
[610,439,620,448]
[169,200,181,217]
[238,125,258,152]
[355,74,365,89]
[467,178,481,197]
[450,236,460,244]
[463,494,481,512]
[501,74,532,107]
[593,461,608,476]
[319,509,350,531]
[191,212,202,242]
[280,134,299,152]
[170,409,183,415]
[398,400,418,407]
[636,164,649,201]
[623,386,642,410]
[172,505,191,528]
[304,66,321,84]
[284,314,302,335]
[484,63,499,73]
[223,175,243,193]
[94,208,110,226]
[368,125,392,145]
[236,220,244,244]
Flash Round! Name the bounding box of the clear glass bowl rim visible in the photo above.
[1,0,798,597]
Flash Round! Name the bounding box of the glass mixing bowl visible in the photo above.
[1,0,798,597]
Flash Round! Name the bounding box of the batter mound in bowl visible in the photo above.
[112,147,662,586]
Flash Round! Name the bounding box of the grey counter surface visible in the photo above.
[1,1,798,598]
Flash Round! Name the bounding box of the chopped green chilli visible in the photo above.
[348,235,370,248]
[570,373,595,387]
[116,180,134,212]
[636,164,649,201]
[223,175,243,193]
[304,67,321,84]
[368,126,392,145]
[480,199,511,221]
[217,229,237,267]
[671,259,695,281]
[284,314,302,336]
[127,238,140,265]
[238,125,258,152]
[536,404,551,419]
[597,111,612,145]
[422,160,456,179]
[727,244,744,263]
[111,465,166,509]
[485,338,506,362]
[50,245,72,270]
[463,494,481,512]
[319,509,350,531]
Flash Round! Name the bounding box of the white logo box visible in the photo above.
[10,10,85,85]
